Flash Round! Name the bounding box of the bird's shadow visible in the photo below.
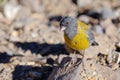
[14,42,68,56]
[12,65,53,80]
[11,41,67,80]
[0,52,23,63]
[0,52,12,63]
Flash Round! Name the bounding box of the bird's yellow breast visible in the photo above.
[64,21,90,50]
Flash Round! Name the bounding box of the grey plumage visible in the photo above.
[60,16,98,46]
[86,30,94,44]
[65,25,77,40]
[60,16,77,40]
[86,30,98,46]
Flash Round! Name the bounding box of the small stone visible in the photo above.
[101,7,115,19]
[111,63,119,70]
[48,55,58,61]
[4,2,21,20]
[25,50,32,56]
[8,43,15,50]
[93,71,97,76]
[31,33,38,38]
[106,50,120,70]
[10,30,20,41]
[78,15,90,23]
[0,40,8,45]
[77,0,92,7]
[97,53,108,66]
[93,25,104,34]
[27,62,35,65]
[11,30,19,37]
[12,22,24,29]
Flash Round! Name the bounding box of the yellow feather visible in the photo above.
[64,20,90,50]
[77,20,89,30]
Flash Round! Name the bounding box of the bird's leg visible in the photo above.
[81,50,89,80]
[73,50,77,55]
[71,50,77,64]
[81,50,85,69]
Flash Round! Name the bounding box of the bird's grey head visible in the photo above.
[60,16,77,31]
[60,16,77,40]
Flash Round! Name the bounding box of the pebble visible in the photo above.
[107,50,119,64]
[93,25,104,34]
[78,15,90,23]
[77,0,92,7]
[101,7,115,19]
[12,22,24,29]
[4,2,21,20]
[27,62,35,65]
[0,0,119,80]
[10,30,20,41]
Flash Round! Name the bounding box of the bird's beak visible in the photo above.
[60,26,66,31]
[60,21,66,31]
[60,23,66,31]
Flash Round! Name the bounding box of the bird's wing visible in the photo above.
[86,30,99,46]
[86,30,94,43]
[77,20,98,46]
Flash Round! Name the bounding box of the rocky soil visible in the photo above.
[0,0,120,80]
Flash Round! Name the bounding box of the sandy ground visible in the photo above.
[0,0,120,80]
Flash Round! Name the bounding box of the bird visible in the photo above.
[60,16,98,57]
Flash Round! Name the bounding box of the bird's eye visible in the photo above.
[66,22,69,25]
